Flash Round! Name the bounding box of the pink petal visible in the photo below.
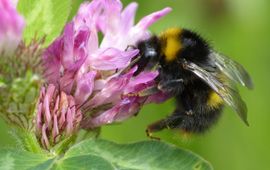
[131,71,159,85]
[121,2,138,33]
[93,79,106,91]
[87,29,99,53]
[43,85,56,126]
[88,104,122,128]
[136,7,172,30]
[0,0,24,54]
[89,97,143,127]
[114,100,141,122]
[97,0,122,33]
[43,38,62,85]
[59,108,66,129]
[59,70,77,93]
[66,108,74,135]
[62,23,75,68]
[41,124,50,149]
[75,0,104,30]
[73,27,89,63]
[123,71,158,94]
[60,91,69,114]
[90,48,139,70]
[75,71,96,105]
[74,27,89,49]
[87,67,137,107]
[52,114,59,141]
[61,23,88,70]
[36,103,43,132]
[53,95,60,115]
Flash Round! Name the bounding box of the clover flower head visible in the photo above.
[0,0,24,55]
[43,0,171,130]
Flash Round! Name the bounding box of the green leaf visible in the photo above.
[17,0,72,45]
[0,149,55,170]
[54,155,115,170]
[67,0,85,21]
[0,139,213,170]
[63,139,213,170]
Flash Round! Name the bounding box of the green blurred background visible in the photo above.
[1,0,269,169]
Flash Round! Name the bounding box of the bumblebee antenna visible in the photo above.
[125,45,137,51]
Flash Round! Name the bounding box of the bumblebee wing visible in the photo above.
[210,50,254,89]
[184,61,249,126]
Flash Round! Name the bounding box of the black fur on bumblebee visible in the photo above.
[131,28,253,137]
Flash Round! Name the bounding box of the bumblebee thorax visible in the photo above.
[159,28,183,62]
[159,28,210,65]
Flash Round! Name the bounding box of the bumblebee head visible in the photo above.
[135,36,161,75]
[159,28,210,64]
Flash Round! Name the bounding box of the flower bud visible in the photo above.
[35,84,82,149]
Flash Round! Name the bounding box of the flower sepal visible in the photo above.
[51,128,101,155]
[9,128,45,154]
[9,124,101,156]
[0,71,42,130]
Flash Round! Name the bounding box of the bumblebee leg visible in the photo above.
[124,86,159,98]
[146,109,184,138]
[146,118,167,140]
[146,128,161,140]
[176,100,223,133]
[147,119,168,133]
[179,94,193,115]
[146,108,222,134]
[158,79,184,89]
[157,79,184,94]
[139,86,160,96]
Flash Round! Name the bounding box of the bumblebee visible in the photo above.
[132,28,253,137]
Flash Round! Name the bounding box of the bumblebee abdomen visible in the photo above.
[180,79,224,111]
[207,91,224,109]
[180,106,223,133]
[172,80,225,133]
